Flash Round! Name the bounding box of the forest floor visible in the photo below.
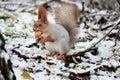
[0,1,120,80]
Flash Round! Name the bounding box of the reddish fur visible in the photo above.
[34,5,52,42]
[55,2,79,46]
[38,6,48,25]
[57,52,66,60]
[34,31,42,42]
[40,34,54,42]
[47,52,55,56]
[33,3,79,60]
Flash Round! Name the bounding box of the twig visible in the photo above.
[3,32,33,38]
[114,27,120,46]
[66,18,120,58]
[81,1,85,12]
[11,48,44,61]
[0,2,37,12]
[0,2,36,7]
[116,0,120,5]
[0,0,61,12]
[43,0,61,6]
[25,42,39,48]
[69,64,103,75]
[0,33,6,52]
[69,64,120,77]
[101,24,114,31]
[108,32,120,41]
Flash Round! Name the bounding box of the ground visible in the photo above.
[0,1,120,80]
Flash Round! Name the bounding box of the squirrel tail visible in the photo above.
[55,2,80,47]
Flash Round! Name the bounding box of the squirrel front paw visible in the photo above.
[34,31,42,43]
[34,31,54,43]
[39,35,54,42]
[47,52,55,57]
[39,36,46,42]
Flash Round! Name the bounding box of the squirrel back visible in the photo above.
[55,2,80,47]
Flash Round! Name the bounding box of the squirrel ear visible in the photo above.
[38,5,48,25]
[43,16,46,24]
[38,6,47,20]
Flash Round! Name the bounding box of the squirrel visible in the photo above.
[33,2,79,60]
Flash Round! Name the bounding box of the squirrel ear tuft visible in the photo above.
[38,6,47,20]
[44,16,47,24]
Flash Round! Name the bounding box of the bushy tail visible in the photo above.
[55,2,80,47]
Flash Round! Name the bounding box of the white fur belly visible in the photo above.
[45,39,70,53]
[45,42,61,53]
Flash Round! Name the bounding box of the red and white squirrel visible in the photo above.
[33,2,80,60]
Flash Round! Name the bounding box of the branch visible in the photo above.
[0,2,36,7]
[0,0,61,12]
[69,64,103,75]
[6,33,33,39]
[25,42,40,48]
[43,0,61,6]
[116,0,120,5]
[0,2,37,12]
[101,23,114,31]
[0,33,6,52]
[66,18,120,58]
[11,46,44,61]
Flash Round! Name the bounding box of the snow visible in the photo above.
[109,59,120,68]
[85,52,101,62]
[1,51,10,63]
[98,41,114,58]
[0,1,120,80]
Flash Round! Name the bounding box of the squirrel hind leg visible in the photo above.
[57,52,66,60]
[47,52,55,57]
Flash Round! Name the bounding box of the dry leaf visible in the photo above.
[72,56,79,64]
[50,65,56,69]
[73,66,79,71]
[21,71,32,80]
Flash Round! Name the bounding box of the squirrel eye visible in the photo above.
[39,24,42,27]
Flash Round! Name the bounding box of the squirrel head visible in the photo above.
[33,5,48,32]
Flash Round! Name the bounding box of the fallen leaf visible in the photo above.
[50,64,56,69]
[73,66,79,71]
[21,71,32,80]
[48,77,51,80]
[72,56,79,64]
